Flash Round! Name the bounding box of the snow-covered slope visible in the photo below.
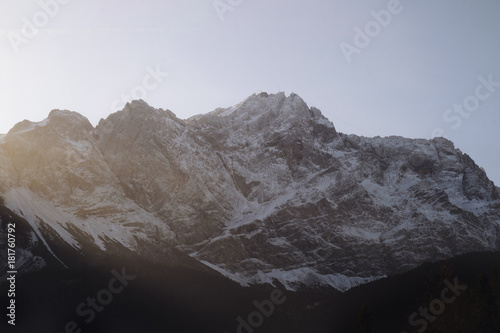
[0,110,174,254]
[0,93,498,291]
[185,92,500,290]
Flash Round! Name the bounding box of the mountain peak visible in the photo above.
[6,119,47,135]
[125,99,154,111]
[121,99,179,121]
[48,108,92,126]
[121,99,161,118]
[7,110,91,136]
[191,91,335,132]
[48,109,83,119]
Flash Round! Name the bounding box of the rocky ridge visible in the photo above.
[0,92,498,291]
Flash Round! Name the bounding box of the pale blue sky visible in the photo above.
[1,0,499,184]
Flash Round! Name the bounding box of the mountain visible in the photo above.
[0,92,499,293]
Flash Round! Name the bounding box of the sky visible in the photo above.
[0,0,499,185]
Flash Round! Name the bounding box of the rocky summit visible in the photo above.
[0,92,499,291]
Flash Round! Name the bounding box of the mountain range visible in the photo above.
[1,92,500,332]
[1,92,499,292]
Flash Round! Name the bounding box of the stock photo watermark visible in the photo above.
[110,65,169,111]
[213,0,244,21]
[6,222,17,326]
[7,0,72,54]
[225,288,286,333]
[432,73,500,139]
[50,267,135,333]
[339,0,418,64]
[400,276,467,333]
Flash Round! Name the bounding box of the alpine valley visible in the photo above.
[1,92,499,332]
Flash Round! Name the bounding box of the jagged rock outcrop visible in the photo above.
[0,92,498,291]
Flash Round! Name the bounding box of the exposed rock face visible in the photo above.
[0,109,175,253]
[0,92,498,291]
[95,101,244,245]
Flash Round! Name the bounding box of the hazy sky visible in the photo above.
[1,0,499,184]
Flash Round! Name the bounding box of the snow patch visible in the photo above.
[4,188,71,268]
[341,226,381,241]
[250,267,385,292]
[4,188,81,250]
[199,261,384,292]
[67,139,89,153]
[200,260,250,287]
